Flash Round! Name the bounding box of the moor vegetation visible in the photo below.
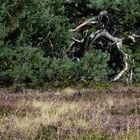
[0,86,140,139]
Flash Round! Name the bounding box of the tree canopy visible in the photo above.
[0,0,140,87]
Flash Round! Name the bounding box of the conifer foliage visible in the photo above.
[0,0,140,87]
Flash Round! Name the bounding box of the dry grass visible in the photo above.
[0,86,140,139]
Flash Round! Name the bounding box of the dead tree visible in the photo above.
[70,11,140,83]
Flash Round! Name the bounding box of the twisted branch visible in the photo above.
[70,12,140,82]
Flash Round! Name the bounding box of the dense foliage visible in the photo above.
[0,0,140,87]
[0,45,110,87]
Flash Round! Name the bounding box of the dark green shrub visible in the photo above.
[0,45,47,86]
[43,50,111,84]
[0,45,110,87]
[77,50,111,81]
[129,43,140,83]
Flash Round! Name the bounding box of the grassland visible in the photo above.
[0,85,140,140]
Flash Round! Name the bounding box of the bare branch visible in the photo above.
[112,40,129,81]
[70,18,97,32]
[72,37,84,43]
[69,10,139,83]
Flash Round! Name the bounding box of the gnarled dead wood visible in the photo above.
[70,11,140,82]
